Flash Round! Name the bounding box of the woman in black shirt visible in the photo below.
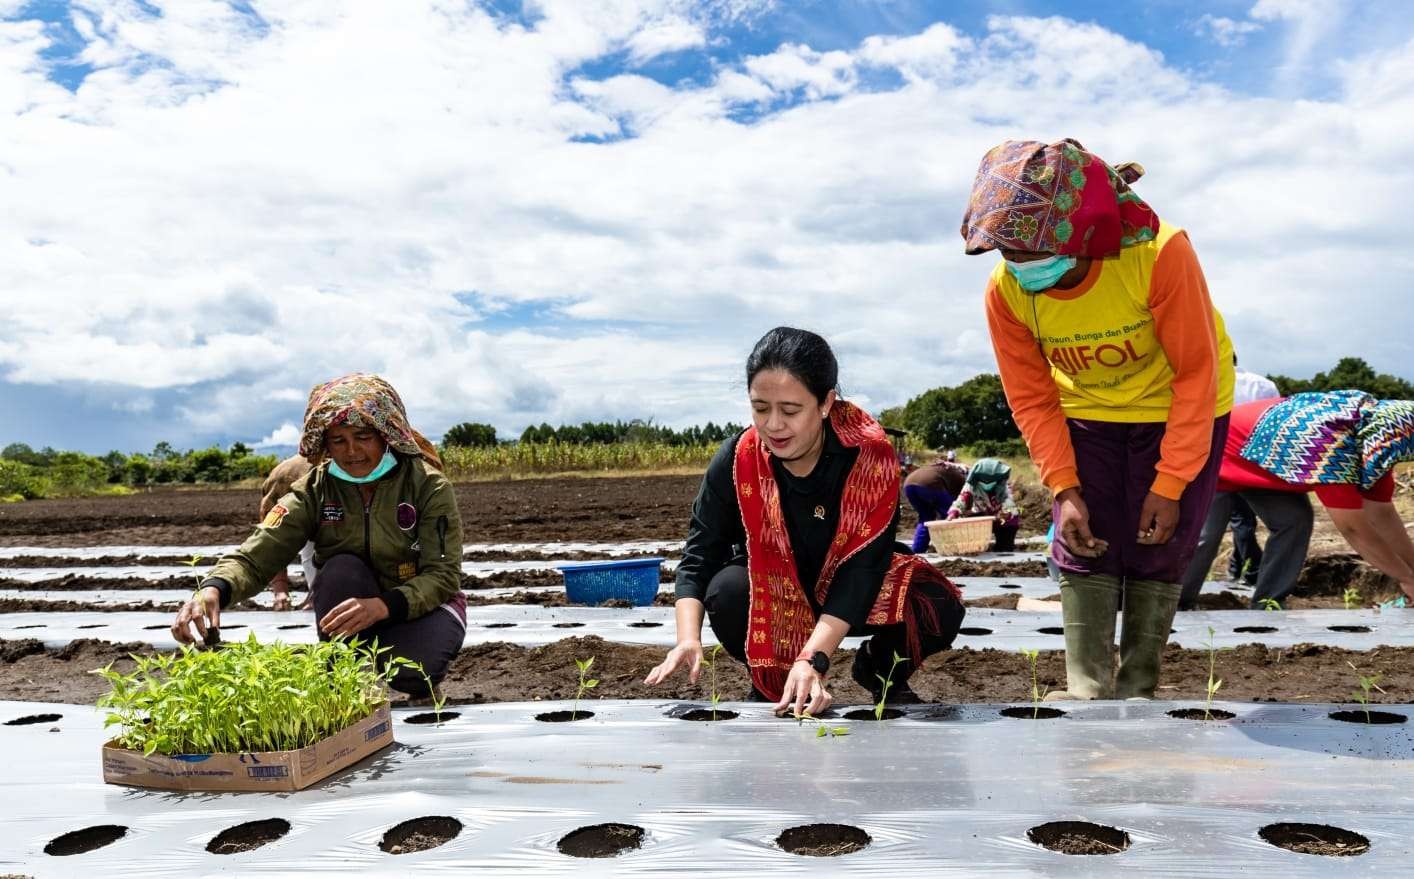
[645,328,965,717]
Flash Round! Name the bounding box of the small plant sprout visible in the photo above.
[1347,661,1385,725]
[1342,587,1362,610]
[572,656,599,721]
[1020,648,1047,718]
[1258,597,1282,612]
[702,644,724,720]
[873,650,909,720]
[1202,626,1224,721]
[798,712,850,739]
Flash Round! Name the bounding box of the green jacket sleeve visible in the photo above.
[205,477,318,606]
[390,470,464,619]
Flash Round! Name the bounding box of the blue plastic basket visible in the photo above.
[557,557,664,606]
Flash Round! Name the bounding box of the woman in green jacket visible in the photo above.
[172,373,466,697]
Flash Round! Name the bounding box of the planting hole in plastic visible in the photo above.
[220,624,247,630]
[379,816,462,854]
[1329,709,1407,725]
[537,710,594,723]
[1168,708,1236,721]
[5,712,62,726]
[76,624,106,629]
[1037,627,1065,635]
[1027,820,1130,855]
[553,622,585,628]
[277,624,309,630]
[679,709,740,722]
[1234,626,1278,634]
[844,708,904,721]
[1327,625,1371,633]
[405,711,461,725]
[1258,822,1369,857]
[556,822,645,858]
[957,627,992,636]
[142,624,168,630]
[14,624,45,629]
[206,818,291,855]
[999,583,1022,589]
[1001,707,1066,720]
[484,623,517,629]
[628,621,662,628]
[776,823,871,857]
[44,825,128,856]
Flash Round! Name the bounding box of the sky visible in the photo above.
[3,0,1413,455]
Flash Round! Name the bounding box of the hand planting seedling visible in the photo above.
[873,650,909,720]
[1020,648,1047,718]
[1202,626,1225,721]
[1347,661,1385,725]
[1258,597,1281,611]
[93,634,428,756]
[572,656,599,721]
[1342,587,1362,610]
[798,712,849,739]
[179,554,220,647]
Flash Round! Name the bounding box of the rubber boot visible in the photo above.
[1115,578,1182,700]
[1049,573,1121,700]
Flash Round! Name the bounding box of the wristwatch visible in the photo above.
[795,649,830,675]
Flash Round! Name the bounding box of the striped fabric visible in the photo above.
[1239,390,1414,491]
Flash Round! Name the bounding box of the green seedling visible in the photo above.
[701,644,724,720]
[1020,647,1047,718]
[798,712,850,738]
[572,656,599,721]
[874,650,910,720]
[92,634,428,756]
[1342,587,1362,610]
[1347,661,1385,725]
[1202,626,1225,721]
[1258,597,1282,611]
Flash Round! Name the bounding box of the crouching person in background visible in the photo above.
[259,454,314,611]
[173,373,466,701]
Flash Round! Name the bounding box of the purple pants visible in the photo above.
[904,483,955,553]
[1051,415,1228,584]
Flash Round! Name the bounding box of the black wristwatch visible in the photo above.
[796,649,830,675]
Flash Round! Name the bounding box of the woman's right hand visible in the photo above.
[172,585,223,645]
[644,640,705,685]
[1056,488,1108,558]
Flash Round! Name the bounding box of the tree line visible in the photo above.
[443,419,746,448]
[0,442,278,500]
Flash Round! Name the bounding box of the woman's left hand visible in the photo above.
[775,661,833,718]
[320,597,390,638]
[1136,492,1180,545]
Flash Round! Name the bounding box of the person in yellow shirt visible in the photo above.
[961,139,1234,699]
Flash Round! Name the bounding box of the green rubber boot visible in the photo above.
[1115,578,1183,700]
[1052,573,1121,700]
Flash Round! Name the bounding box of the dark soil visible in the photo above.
[536,709,595,722]
[938,559,1049,577]
[1258,822,1370,857]
[679,708,739,721]
[1298,554,1399,597]
[776,823,870,857]
[379,816,463,854]
[1027,821,1130,855]
[556,822,645,858]
[206,818,291,855]
[1167,708,1236,721]
[6,636,1413,707]
[1000,706,1066,719]
[1328,709,1407,724]
[43,825,128,856]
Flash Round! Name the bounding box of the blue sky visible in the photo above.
[3,0,1414,455]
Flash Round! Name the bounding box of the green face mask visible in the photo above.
[329,449,397,484]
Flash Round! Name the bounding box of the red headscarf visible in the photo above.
[960,138,1158,257]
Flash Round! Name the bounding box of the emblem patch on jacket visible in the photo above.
[261,504,288,529]
[396,502,418,532]
[320,503,344,524]
[397,562,417,581]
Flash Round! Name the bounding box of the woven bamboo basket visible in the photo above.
[924,516,994,555]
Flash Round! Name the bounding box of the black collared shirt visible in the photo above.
[674,421,899,627]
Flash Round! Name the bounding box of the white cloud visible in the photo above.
[1250,0,1348,87]
[254,422,300,449]
[1194,14,1263,47]
[625,15,705,64]
[0,5,1412,451]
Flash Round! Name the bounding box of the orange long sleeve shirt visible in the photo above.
[985,223,1234,500]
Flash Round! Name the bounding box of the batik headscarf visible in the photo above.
[966,458,1011,496]
[960,138,1160,257]
[1240,391,1414,491]
[298,373,443,471]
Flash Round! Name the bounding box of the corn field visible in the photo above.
[440,442,717,480]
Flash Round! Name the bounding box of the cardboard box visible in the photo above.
[101,703,394,792]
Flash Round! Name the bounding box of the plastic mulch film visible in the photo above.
[2,606,1410,652]
[0,540,687,561]
[2,699,1411,876]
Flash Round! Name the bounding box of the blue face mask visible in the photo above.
[1005,254,1077,292]
[329,449,397,484]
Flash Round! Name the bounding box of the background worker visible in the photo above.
[1222,356,1282,586]
[904,456,969,552]
[962,138,1234,700]
[945,458,1022,551]
[259,454,313,610]
[1181,391,1414,608]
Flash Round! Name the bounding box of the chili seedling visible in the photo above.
[1347,661,1385,725]
[572,656,599,721]
[798,712,850,738]
[1201,626,1225,720]
[1258,597,1282,611]
[1020,648,1047,718]
[873,650,909,720]
[1342,587,1362,610]
[701,644,724,720]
